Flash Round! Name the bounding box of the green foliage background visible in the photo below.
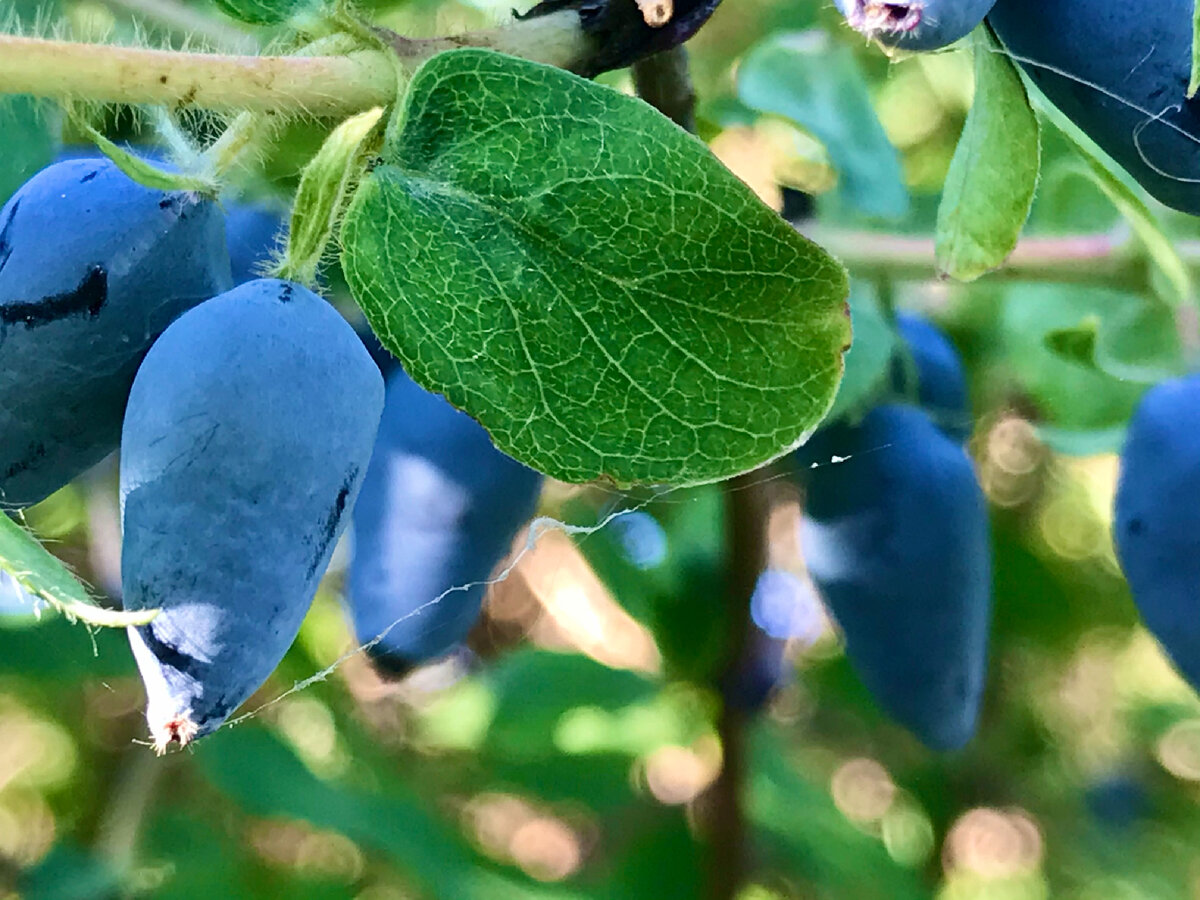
[2,0,1198,898]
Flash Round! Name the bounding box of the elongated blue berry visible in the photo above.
[120,279,383,751]
[348,368,543,676]
[0,158,231,508]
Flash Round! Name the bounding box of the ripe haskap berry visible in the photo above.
[834,0,997,51]
[0,158,231,509]
[797,405,991,749]
[988,0,1200,214]
[892,312,971,441]
[347,368,543,677]
[1114,374,1200,692]
[120,279,383,752]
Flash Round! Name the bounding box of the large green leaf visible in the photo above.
[0,514,154,628]
[935,30,1039,282]
[342,49,850,487]
[737,33,909,221]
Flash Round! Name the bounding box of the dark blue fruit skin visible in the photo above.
[834,0,997,51]
[120,279,384,749]
[225,203,284,285]
[892,313,971,441]
[988,0,1200,214]
[797,404,991,749]
[348,368,543,676]
[0,158,232,509]
[1114,373,1200,691]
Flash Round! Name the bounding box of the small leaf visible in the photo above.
[77,121,216,196]
[0,95,60,206]
[278,106,383,285]
[935,30,1039,282]
[737,32,909,221]
[0,514,156,628]
[1191,0,1200,98]
[1044,317,1100,368]
[342,49,850,487]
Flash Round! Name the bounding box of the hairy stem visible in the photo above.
[0,35,396,116]
[0,11,592,116]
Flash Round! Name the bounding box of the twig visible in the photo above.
[704,472,768,900]
[798,224,1148,290]
[631,47,695,132]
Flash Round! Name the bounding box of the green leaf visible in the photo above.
[1002,284,1146,434]
[342,49,849,487]
[1191,0,1200,98]
[279,106,383,285]
[1035,94,1192,306]
[824,281,895,422]
[0,95,60,206]
[935,30,1039,282]
[1044,317,1099,368]
[75,120,216,196]
[214,0,313,26]
[737,32,909,221]
[196,727,589,900]
[748,724,932,900]
[0,514,156,628]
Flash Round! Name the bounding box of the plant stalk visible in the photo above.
[0,36,396,116]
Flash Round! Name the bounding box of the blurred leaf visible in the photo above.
[343,49,850,487]
[1036,96,1191,306]
[214,0,314,25]
[1038,287,1181,384]
[935,30,1039,282]
[738,32,909,220]
[1094,301,1185,383]
[596,811,703,900]
[1001,284,1146,433]
[0,614,133,678]
[473,752,637,814]
[142,813,256,900]
[195,727,588,900]
[0,95,60,207]
[485,650,656,758]
[0,514,155,628]
[1034,423,1128,456]
[18,844,120,900]
[825,281,895,422]
[1044,317,1099,368]
[748,725,931,900]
